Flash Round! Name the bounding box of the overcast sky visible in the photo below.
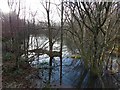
[0,0,61,23]
[0,0,119,23]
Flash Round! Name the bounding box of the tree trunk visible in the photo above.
[93,33,97,68]
[60,0,64,85]
[46,1,53,83]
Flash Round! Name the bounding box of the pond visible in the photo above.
[25,35,120,88]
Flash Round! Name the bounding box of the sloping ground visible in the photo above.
[2,52,39,88]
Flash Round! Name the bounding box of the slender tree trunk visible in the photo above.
[60,0,64,85]
[93,33,97,68]
[106,43,115,70]
[46,1,53,83]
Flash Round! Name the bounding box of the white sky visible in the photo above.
[0,0,10,13]
[1,0,117,23]
[0,0,61,23]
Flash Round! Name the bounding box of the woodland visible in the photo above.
[1,0,120,88]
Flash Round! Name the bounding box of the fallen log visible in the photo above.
[28,48,60,57]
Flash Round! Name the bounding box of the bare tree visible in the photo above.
[64,1,120,87]
[41,0,53,83]
[60,0,64,85]
[7,0,22,69]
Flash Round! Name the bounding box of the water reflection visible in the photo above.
[25,36,120,88]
